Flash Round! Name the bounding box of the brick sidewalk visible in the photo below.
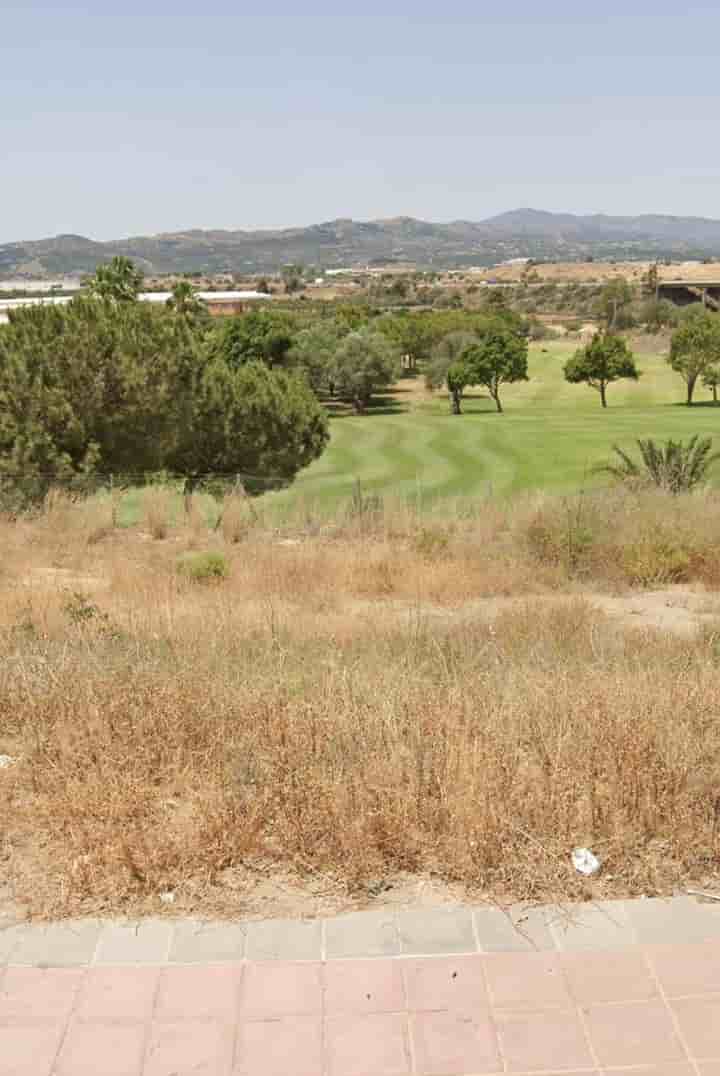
[2,897,720,1075]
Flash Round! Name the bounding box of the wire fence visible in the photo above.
[0,469,294,517]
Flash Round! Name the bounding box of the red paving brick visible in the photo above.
[235,1016,323,1076]
[495,1007,594,1072]
[411,1009,500,1075]
[584,999,686,1066]
[325,1012,411,1076]
[6,927,720,1073]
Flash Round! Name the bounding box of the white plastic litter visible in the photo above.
[572,847,601,876]
[0,755,17,770]
[159,891,176,905]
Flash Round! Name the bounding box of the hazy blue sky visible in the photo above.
[4,2,720,240]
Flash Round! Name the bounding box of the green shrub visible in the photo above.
[177,551,228,583]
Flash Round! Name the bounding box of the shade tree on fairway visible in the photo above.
[425,331,479,413]
[703,366,720,404]
[563,333,640,408]
[330,328,400,413]
[668,307,720,406]
[459,325,529,413]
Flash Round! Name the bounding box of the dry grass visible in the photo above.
[2,486,720,918]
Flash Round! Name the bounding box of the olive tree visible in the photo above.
[331,328,400,412]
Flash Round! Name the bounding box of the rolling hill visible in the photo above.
[5,210,720,278]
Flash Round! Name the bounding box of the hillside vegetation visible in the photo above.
[8,209,720,276]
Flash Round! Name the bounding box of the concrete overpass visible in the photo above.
[657,281,720,311]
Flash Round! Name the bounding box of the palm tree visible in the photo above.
[166,281,207,321]
[597,436,720,493]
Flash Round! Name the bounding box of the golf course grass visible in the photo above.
[115,337,720,524]
[276,338,720,506]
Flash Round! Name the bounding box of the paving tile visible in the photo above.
[396,906,476,956]
[0,966,83,1026]
[168,920,245,964]
[404,955,488,1013]
[411,1009,501,1075]
[241,961,323,1019]
[495,1008,593,1072]
[235,1016,323,1076]
[473,904,556,952]
[94,920,173,965]
[648,940,720,997]
[7,920,101,967]
[0,1024,64,1076]
[245,918,321,962]
[74,966,160,1025]
[325,1012,411,1076]
[155,964,242,1023]
[625,897,720,945]
[54,1021,146,1076]
[550,901,637,951]
[325,909,401,959]
[584,999,686,1066]
[144,1021,234,1076]
[0,923,23,964]
[607,1067,694,1076]
[324,959,405,1014]
[484,951,571,1009]
[561,948,658,1003]
[672,997,720,1059]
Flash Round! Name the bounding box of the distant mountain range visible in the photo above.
[5,209,720,278]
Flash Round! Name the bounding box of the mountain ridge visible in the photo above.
[5,209,720,277]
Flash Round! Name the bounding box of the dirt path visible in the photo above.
[353,586,720,639]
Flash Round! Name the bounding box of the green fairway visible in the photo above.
[280,339,720,506]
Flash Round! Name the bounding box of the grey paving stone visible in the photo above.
[473,904,557,952]
[94,919,174,964]
[245,918,321,962]
[624,896,720,945]
[0,921,25,964]
[396,906,476,955]
[8,919,101,966]
[549,901,637,951]
[324,909,400,959]
[168,920,246,963]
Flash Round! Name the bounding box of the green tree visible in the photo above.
[376,312,435,373]
[169,360,329,494]
[424,331,479,412]
[0,299,192,501]
[703,365,720,404]
[446,360,474,415]
[668,307,720,405]
[461,325,529,413]
[211,309,296,369]
[597,279,633,331]
[86,256,144,302]
[331,328,400,413]
[0,299,328,507]
[563,333,640,408]
[288,320,347,394]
